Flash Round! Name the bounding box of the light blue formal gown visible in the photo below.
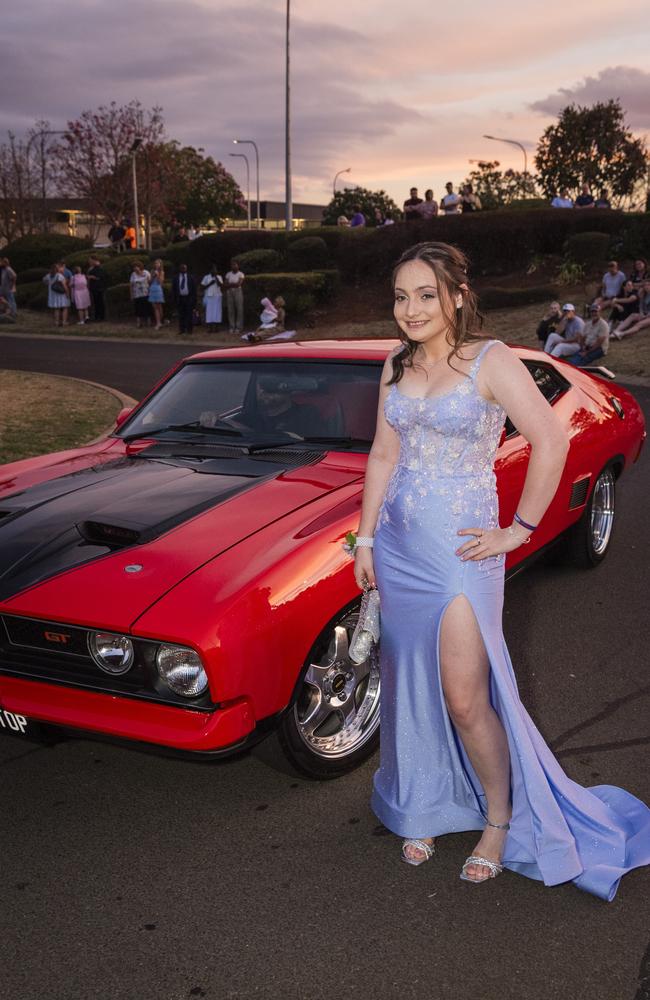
[372,339,650,901]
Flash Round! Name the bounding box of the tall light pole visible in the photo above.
[130,137,143,248]
[233,139,260,228]
[333,168,351,196]
[285,0,292,231]
[483,134,528,176]
[230,152,251,228]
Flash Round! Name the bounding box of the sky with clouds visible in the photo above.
[2,0,649,208]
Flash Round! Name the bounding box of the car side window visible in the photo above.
[503,361,570,438]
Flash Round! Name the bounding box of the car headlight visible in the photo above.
[156,644,208,697]
[88,632,135,675]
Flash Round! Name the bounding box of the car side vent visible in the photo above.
[78,520,141,547]
[569,477,591,510]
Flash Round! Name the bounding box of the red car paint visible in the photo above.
[0,342,644,754]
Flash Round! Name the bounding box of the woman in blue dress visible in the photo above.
[353,241,650,899]
[148,259,166,330]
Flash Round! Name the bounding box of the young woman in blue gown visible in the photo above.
[353,241,650,899]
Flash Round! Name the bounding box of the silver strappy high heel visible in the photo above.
[401,838,435,866]
[460,819,510,883]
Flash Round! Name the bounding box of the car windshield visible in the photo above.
[119,359,383,449]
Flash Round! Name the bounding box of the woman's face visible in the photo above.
[393,260,453,345]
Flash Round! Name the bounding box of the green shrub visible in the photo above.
[564,232,611,270]
[103,281,171,320]
[186,231,278,276]
[15,279,48,310]
[155,241,192,267]
[234,248,283,274]
[479,285,560,309]
[286,236,329,271]
[61,248,113,269]
[5,233,92,273]
[18,267,52,284]
[243,270,340,323]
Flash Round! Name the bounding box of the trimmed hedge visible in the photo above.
[243,270,340,323]
[564,232,611,270]
[5,233,92,273]
[234,248,283,274]
[105,282,173,319]
[479,285,560,310]
[15,280,48,310]
[18,267,52,285]
[286,236,330,271]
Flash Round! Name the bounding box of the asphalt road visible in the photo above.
[1,335,649,1000]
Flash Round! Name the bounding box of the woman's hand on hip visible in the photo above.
[456,524,530,561]
[354,548,376,590]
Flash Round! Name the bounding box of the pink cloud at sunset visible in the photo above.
[1,0,648,206]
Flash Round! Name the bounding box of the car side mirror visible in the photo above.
[115,406,134,429]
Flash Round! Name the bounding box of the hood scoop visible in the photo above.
[78,520,142,548]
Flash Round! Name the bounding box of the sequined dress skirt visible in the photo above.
[372,469,650,901]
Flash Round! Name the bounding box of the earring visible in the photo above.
[456,296,463,309]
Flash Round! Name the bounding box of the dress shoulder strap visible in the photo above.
[469,339,499,378]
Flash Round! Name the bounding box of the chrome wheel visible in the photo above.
[590,468,615,556]
[293,606,380,761]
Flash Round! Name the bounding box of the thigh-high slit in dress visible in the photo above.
[371,339,650,901]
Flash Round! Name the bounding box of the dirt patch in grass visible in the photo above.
[0,370,121,464]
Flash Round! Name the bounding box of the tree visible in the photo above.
[50,101,165,225]
[0,133,35,242]
[535,100,647,206]
[323,186,401,225]
[140,143,245,235]
[460,161,539,210]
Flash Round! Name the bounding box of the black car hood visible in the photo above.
[0,447,318,602]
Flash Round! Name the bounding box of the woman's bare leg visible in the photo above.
[440,595,511,879]
[617,316,650,339]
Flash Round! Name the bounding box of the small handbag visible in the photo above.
[349,586,381,664]
[51,279,66,295]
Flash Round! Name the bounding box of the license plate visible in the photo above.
[0,709,30,736]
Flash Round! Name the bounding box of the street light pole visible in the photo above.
[483,134,528,176]
[233,139,260,228]
[230,152,251,228]
[129,137,143,249]
[285,0,292,232]
[333,168,351,196]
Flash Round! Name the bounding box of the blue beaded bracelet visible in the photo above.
[514,512,538,532]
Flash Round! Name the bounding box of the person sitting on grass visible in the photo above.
[608,279,639,333]
[245,296,287,342]
[630,258,648,289]
[536,300,563,346]
[611,280,650,340]
[543,303,584,358]
[593,260,626,312]
[568,303,609,366]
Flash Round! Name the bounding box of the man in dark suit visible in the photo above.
[171,264,197,334]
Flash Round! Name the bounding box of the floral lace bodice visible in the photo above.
[379,340,506,533]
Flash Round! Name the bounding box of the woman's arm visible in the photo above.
[354,353,401,588]
[458,342,569,560]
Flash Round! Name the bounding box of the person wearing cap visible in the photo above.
[593,260,626,311]
[253,374,322,436]
[568,303,609,366]
[543,303,584,357]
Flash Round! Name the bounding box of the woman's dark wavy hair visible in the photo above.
[387,241,485,385]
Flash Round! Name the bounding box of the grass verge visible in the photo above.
[0,370,121,464]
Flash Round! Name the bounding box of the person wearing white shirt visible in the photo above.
[440,182,461,215]
[201,265,223,331]
[551,189,573,209]
[225,260,245,334]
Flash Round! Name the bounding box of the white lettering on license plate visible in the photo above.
[0,710,28,734]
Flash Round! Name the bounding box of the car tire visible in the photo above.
[278,598,381,780]
[563,465,617,568]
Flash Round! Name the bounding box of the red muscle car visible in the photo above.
[0,341,645,777]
